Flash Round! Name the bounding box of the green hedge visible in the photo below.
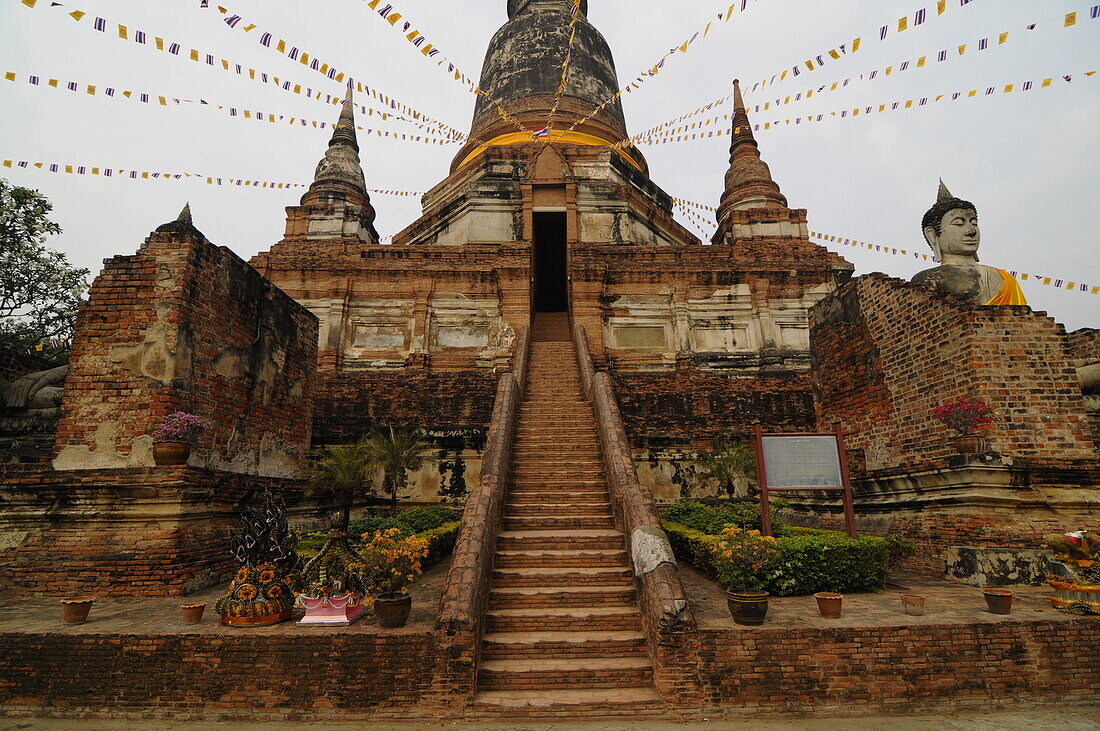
[662,499,790,535]
[663,519,915,597]
[347,505,459,540]
[420,521,461,571]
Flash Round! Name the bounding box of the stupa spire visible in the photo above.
[714,80,788,226]
[308,86,368,198]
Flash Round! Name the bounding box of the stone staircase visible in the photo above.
[473,314,661,712]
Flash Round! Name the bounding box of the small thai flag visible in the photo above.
[900,61,910,71]
[310,58,320,70]
[1092,6,1099,19]
[1023,81,1033,91]
[880,25,888,40]
[205,54,214,65]
[260,32,272,47]
[49,164,58,172]
[938,50,948,62]
[140,93,149,103]
[225,15,241,28]
[532,127,551,139]
[94,17,106,32]
[978,38,988,51]
[288,47,299,60]
[29,75,39,85]
[869,70,878,80]
[77,166,85,174]
[135,30,146,44]
[67,82,77,91]
[915,9,927,25]
[169,43,180,55]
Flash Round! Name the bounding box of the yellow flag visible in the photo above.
[91,167,99,175]
[118,25,127,39]
[65,165,73,173]
[3,72,13,82]
[70,10,85,21]
[999,32,1009,44]
[21,0,37,8]
[277,40,286,53]
[1004,84,1014,93]
[851,38,861,53]
[1041,78,1053,87]
[158,96,167,106]
[898,17,908,32]
[48,78,58,87]
[155,38,164,50]
[86,85,95,95]
[387,13,403,25]
[968,89,977,97]
[917,57,927,67]
[829,49,840,60]
[299,53,310,66]
[1065,12,1077,27]
[904,100,913,108]
[937,0,946,14]
[190,49,200,61]
[1,160,10,168]
[958,44,967,55]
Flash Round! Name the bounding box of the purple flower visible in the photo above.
[152,411,211,443]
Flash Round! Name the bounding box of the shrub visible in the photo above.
[421,521,461,571]
[663,519,907,597]
[662,499,788,535]
[394,506,459,535]
[347,506,459,541]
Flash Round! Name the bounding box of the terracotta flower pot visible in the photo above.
[181,602,206,624]
[983,589,1013,615]
[153,441,191,466]
[726,590,770,626]
[374,592,412,628]
[61,596,95,625]
[814,592,844,619]
[901,594,926,616]
[954,435,986,454]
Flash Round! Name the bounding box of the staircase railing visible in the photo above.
[433,325,529,702]
[573,324,700,699]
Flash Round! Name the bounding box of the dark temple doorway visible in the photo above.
[533,212,568,313]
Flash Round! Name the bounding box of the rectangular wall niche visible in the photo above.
[429,294,502,351]
[608,322,670,351]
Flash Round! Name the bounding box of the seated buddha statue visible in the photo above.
[911,181,1027,306]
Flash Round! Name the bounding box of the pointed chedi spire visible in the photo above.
[299,86,379,244]
[308,86,369,199]
[714,80,788,233]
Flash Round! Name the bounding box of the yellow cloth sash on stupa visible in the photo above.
[457,130,644,172]
[985,269,1028,305]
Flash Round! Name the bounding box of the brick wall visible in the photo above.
[0,619,1096,719]
[693,619,1100,712]
[0,632,436,719]
[0,348,53,384]
[613,371,816,444]
[313,369,499,444]
[1067,328,1100,446]
[811,274,1096,474]
[53,221,317,477]
[0,465,334,597]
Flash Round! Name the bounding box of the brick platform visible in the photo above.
[0,565,1096,720]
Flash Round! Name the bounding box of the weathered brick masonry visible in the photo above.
[53,217,317,477]
[1067,327,1100,446]
[0,465,333,597]
[0,619,1096,719]
[0,349,53,383]
[811,274,1096,472]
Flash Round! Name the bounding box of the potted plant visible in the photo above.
[1045,530,1100,615]
[305,439,376,533]
[357,527,429,628]
[694,437,757,500]
[215,491,302,627]
[932,396,993,454]
[297,529,369,625]
[363,428,430,513]
[151,411,211,466]
[712,526,780,626]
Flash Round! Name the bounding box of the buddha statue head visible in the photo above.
[921,180,980,264]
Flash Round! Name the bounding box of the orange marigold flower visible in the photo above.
[236,584,258,601]
[257,569,277,585]
[235,568,249,583]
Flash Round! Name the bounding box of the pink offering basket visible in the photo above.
[297,593,368,625]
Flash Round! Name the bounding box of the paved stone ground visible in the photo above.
[0,558,451,635]
[678,565,1087,629]
[2,704,1099,729]
[0,560,1091,635]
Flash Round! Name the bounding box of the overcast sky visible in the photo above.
[1,0,1097,330]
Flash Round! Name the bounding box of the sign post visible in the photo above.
[753,423,857,538]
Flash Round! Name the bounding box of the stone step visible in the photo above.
[508,468,605,477]
[472,687,663,712]
[489,585,636,610]
[510,450,603,459]
[481,630,647,660]
[498,529,623,552]
[493,549,629,568]
[491,567,633,587]
[506,488,611,499]
[477,657,653,691]
[485,607,643,633]
[505,502,612,516]
[504,515,615,531]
